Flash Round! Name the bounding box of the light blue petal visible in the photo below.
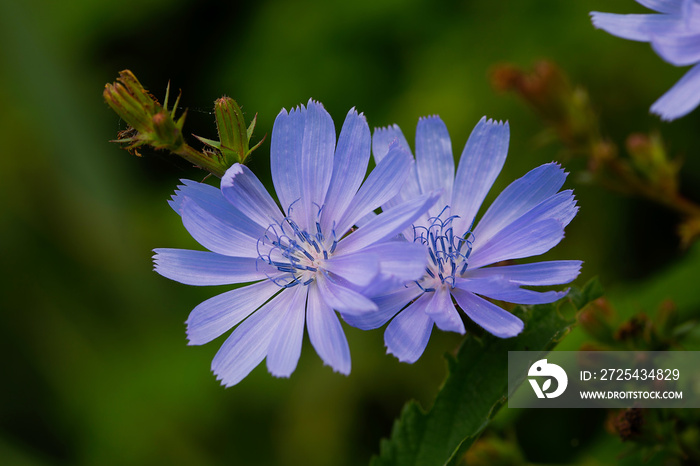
[307,282,351,375]
[372,124,411,162]
[425,285,465,334]
[415,116,455,210]
[271,106,305,213]
[170,181,266,239]
[357,273,413,299]
[636,0,682,14]
[316,273,378,314]
[324,251,380,287]
[320,108,371,233]
[221,164,283,229]
[211,290,288,387]
[179,197,262,258]
[450,117,509,236]
[467,218,565,270]
[384,163,424,218]
[169,179,221,213]
[475,189,578,255]
[652,32,700,65]
[266,284,308,377]
[651,63,700,120]
[372,125,422,211]
[682,0,700,24]
[186,279,281,345]
[334,144,412,235]
[486,288,568,305]
[355,211,377,227]
[451,288,523,338]
[526,190,579,227]
[590,12,683,42]
[472,163,568,245]
[300,99,336,229]
[359,241,428,282]
[384,293,435,363]
[455,276,568,305]
[342,285,421,330]
[463,260,582,286]
[335,191,440,255]
[153,249,276,285]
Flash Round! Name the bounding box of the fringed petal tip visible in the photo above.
[478,115,509,128]
[323,360,351,376]
[589,11,605,26]
[372,125,404,151]
[649,64,700,121]
[387,138,411,153]
[531,161,567,179]
[373,123,402,134]
[417,114,443,124]
[305,98,327,112]
[385,340,427,364]
[152,248,163,264]
[167,180,195,212]
[650,94,698,121]
[650,101,685,121]
[385,346,418,364]
[345,106,366,120]
[277,100,314,118]
[214,373,237,388]
[589,11,625,34]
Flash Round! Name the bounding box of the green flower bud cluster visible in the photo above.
[104,70,262,177]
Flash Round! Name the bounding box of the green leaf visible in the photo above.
[371,279,602,466]
[568,276,604,311]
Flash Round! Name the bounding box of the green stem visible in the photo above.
[174,144,226,178]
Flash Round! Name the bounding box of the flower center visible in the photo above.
[256,216,337,289]
[413,206,473,291]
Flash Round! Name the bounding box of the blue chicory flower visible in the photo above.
[343,116,582,363]
[154,99,438,386]
[591,0,700,121]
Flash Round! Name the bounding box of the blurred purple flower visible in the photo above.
[344,116,581,363]
[591,0,700,121]
[154,99,437,386]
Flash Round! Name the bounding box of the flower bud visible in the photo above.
[104,70,264,177]
[104,70,187,153]
[194,97,264,165]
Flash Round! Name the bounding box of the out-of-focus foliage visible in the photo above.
[492,60,700,247]
[2,1,700,465]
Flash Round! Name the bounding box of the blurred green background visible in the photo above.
[2,0,700,465]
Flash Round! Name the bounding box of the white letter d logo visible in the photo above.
[528,359,568,399]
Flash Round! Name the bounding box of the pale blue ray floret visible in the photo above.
[344,116,582,363]
[591,0,700,121]
[153,99,438,386]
